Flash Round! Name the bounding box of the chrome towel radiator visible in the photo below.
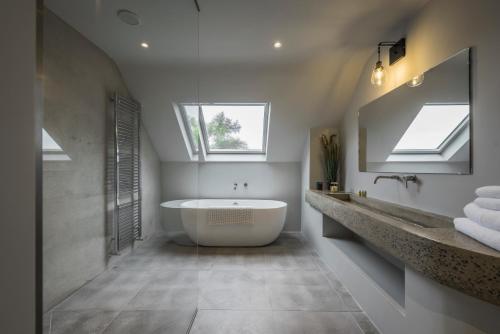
[110,93,142,253]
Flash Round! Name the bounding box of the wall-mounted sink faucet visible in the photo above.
[373,175,418,188]
[402,175,418,188]
[374,175,402,184]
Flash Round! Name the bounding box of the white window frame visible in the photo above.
[179,102,270,156]
[178,103,200,155]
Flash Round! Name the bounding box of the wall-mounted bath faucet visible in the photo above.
[244,182,248,188]
[233,182,238,190]
[374,175,402,184]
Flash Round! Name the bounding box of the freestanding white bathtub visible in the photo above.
[179,199,287,246]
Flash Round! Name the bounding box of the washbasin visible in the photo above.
[325,192,453,229]
[326,192,351,201]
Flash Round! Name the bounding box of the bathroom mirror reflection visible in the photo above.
[359,48,471,174]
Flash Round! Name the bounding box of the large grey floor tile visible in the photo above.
[267,251,319,270]
[211,249,248,270]
[273,311,364,334]
[147,270,202,288]
[125,286,199,310]
[201,270,266,287]
[265,270,330,286]
[190,310,275,334]
[199,285,271,310]
[43,310,118,334]
[152,253,201,270]
[268,284,347,311]
[102,310,193,334]
[244,252,272,270]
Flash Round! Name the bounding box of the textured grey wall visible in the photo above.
[42,11,160,311]
[341,0,500,218]
[161,162,302,233]
[0,1,38,333]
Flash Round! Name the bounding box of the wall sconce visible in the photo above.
[371,38,406,86]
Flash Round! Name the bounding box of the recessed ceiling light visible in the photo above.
[117,9,141,26]
[273,41,282,49]
[141,42,149,48]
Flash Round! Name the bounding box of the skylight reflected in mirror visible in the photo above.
[393,104,469,153]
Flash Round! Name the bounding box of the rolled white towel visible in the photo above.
[475,186,500,199]
[474,197,500,211]
[464,202,500,232]
[454,218,500,252]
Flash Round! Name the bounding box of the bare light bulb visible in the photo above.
[273,41,282,49]
[407,73,424,87]
[371,61,385,86]
[141,42,149,48]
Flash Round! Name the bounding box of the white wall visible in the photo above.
[0,0,38,333]
[300,1,500,333]
[341,0,500,218]
[161,162,301,233]
[123,52,367,162]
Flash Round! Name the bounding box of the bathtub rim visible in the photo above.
[179,199,287,210]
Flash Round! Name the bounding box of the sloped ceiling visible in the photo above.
[46,0,429,162]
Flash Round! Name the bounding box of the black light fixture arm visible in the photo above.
[376,41,398,61]
[376,38,406,65]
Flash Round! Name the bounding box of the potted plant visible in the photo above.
[320,134,340,192]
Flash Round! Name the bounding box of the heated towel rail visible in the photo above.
[110,93,142,253]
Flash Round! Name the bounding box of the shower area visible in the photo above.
[41,0,202,330]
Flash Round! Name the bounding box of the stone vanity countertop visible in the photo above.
[305,190,500,306]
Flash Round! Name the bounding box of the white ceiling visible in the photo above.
[46,0,429,162]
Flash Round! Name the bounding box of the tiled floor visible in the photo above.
[44,233,379,334]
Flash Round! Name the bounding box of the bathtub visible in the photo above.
[179,199,287,246]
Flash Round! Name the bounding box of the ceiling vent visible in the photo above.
[117,9,141,26]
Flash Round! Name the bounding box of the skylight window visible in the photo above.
[43,129,64,152]
[178,103,270,157]
[180,104,200,153]
[42,129,70,161]
[392,104,469,154]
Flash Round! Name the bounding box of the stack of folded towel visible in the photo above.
[454,186,500,252]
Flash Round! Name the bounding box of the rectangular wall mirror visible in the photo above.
[359,48,471,174]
